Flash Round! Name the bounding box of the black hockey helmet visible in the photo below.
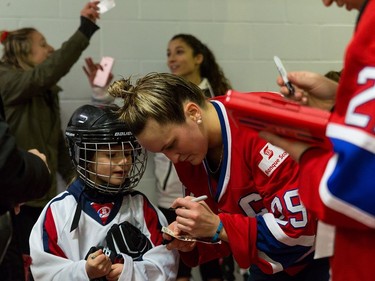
[65,104,147,194]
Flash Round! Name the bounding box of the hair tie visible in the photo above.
[0,31,9,44]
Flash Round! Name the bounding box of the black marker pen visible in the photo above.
[273,56,295,96]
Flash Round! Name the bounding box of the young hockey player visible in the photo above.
[29,104,178,281]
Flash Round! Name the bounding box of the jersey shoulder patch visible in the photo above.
[258,143,289,176]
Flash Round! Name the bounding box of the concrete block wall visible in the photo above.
[0,0,356,226]
[0,0,356,277]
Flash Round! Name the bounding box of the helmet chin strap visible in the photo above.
[70,191,83,232]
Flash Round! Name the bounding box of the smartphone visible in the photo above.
[273,56,295,96]
[93,56,114,88]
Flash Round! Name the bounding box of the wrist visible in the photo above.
[211,220,223,243]
[78,16,99,39]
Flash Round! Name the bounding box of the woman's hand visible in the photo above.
[277,71,337,111]
[81,1,100,22]
[171,196,221,239]
[28,149,50,173]
[162,221,197,252]
[83,57,114,88]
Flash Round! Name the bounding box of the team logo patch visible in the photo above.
[258,143,288,176]
[91,202,114,224]
[97,206,111,218]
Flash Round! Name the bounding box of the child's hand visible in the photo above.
[106,263,124,281]
[85,248,112,279]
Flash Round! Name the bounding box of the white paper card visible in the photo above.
[92,0,116,14]
[161,226,221,244]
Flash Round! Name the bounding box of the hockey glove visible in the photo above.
[106,221,152,261]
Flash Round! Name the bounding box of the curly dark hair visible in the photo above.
[170,34,232,96]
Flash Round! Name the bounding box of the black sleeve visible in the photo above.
[0,112,51,214]
[78,16,99,39]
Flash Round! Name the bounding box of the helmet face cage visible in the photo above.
[75,140,147,195]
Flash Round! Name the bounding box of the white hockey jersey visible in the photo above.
[29,179,178,281]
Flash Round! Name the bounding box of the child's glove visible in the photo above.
[106,221,152,261]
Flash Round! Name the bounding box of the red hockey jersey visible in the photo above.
[298,1,375,280]
[175,100,317,275]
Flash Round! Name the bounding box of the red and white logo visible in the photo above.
[262,145,274,159]
[258,143,288,176]
[91,202,114,224]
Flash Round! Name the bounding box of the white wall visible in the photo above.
[0,0,357,279]
[0,0,356,225]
